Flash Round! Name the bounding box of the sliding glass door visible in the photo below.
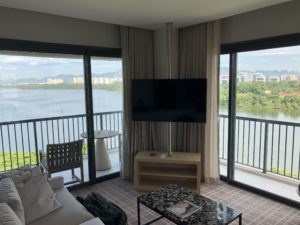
[219,54,230,177]
[0,42,122,185]
[219,43,300,204]
[235,46,300,202]
[91,57,123,179]
[0,51,90,183]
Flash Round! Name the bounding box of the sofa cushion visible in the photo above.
[80,218,105,225]
[0,178,25,224]
[0,165,42,184]
[0,203,23,225]
[48,176,64,190]
[28,187,94,225]
[16,173,62,224]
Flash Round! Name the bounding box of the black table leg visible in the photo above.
[137,198,141,225]
[239,214,242,225]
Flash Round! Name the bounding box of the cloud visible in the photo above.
[0,53,122,81]
[243,46,300,57]
[0,56,28,64]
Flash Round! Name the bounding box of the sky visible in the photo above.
[220,45,300,74]
[1,45,300,81]
[0,52,122,81]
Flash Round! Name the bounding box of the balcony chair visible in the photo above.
[39,139,84,185]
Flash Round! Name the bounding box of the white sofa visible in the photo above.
[29,176,104,225]
[0,171,104,225]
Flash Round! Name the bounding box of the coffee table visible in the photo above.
[137,184,242,225]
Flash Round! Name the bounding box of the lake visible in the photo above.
[0,88,122,122]
[1,88,300,123]
[0,88,299,177]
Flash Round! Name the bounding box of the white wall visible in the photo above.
[154,1,300,74]
[153,1,300,76]
[0,7,120,48]
[221,0,300,44]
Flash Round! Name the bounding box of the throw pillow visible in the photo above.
[0,165,42,184]
[0,178,25,224]
[16,173,62,224]
[0,203,23,225]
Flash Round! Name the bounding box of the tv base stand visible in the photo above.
[134,151,201,193]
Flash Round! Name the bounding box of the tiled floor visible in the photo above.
[71,178,300,225]
[54,148,120,183]
[220,164,300,203]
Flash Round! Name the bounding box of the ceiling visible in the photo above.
[0,0,292,29]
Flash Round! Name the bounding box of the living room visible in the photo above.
[0,0,299,225]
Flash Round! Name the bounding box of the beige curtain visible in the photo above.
[204,21,221,183]
[120,26,157,179]
[175,21,220,183]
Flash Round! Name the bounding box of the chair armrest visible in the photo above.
[48,176,64,190]
[39,150,46,159]
[80,218,104,225]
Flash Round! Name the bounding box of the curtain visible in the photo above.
[175,21,220,183]
[120,26,157,179]
[204,21,221,183]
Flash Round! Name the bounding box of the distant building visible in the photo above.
[254,73,266,82]
[268,76,280,82]
[279,91,300,97]
[92,77,122,84]
[73,77,84,84]
[280,74,298,81]
[73,76,122,85]
[239,72,254,82]
[220,75,229,84]
[265,90,271,94]
[47,78,64,84]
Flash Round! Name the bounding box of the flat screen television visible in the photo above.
[132,79,207,123]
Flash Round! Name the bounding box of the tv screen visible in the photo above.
[132,79,207,122]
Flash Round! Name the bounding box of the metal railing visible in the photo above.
[219,114,300,180]
[0,111,122,172]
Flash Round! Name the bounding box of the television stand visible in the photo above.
[134,151,201,193]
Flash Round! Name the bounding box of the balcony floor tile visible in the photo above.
[220,164,299,203]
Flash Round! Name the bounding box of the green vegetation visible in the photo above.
[220,81,300,111]
[0,147,88,172]
[82,144,88,155]
[0,152,37,172]
[93,82,122,92]
[271,167,299,179]
[0,82,123,92]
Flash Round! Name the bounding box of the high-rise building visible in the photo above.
[46,78,64,84]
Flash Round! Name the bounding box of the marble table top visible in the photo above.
[81,130,119,139]
[138,184,241,225]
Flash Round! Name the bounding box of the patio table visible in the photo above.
[81,130,119,171]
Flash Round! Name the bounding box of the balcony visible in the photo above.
[0,111,123,182]
[0,111,299,202]
[219,114,300,202]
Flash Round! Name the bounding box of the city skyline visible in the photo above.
[220,45,300,73]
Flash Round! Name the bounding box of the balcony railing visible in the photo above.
[2,111,299,181]
[219,114,300,180]
[0,111,122,172]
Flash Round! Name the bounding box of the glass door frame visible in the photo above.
[0,38,122,185]
[220,33,300,208]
